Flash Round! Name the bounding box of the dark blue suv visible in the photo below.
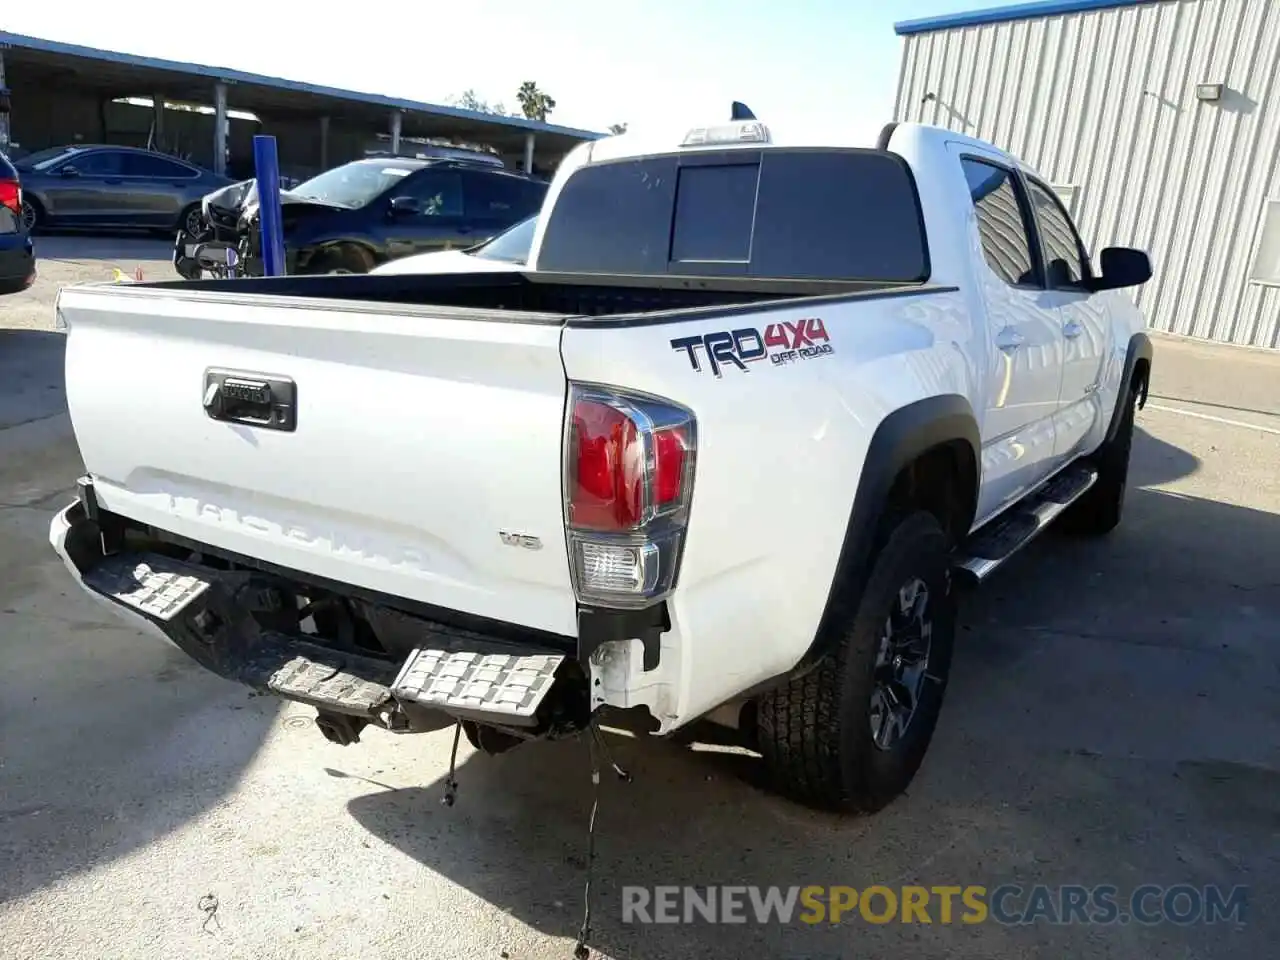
[0,148,36,295]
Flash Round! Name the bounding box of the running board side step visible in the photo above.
[953,464,1097,585]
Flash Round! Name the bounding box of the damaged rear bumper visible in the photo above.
[48,494,590,741]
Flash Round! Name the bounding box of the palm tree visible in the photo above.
[517,82,557,122]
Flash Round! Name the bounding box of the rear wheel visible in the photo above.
[758,511,956,813]
[0,277,32,296]
[20,197,41,233]
[1063,384,1138,536]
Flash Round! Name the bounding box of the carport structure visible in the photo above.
[0,32,603,180]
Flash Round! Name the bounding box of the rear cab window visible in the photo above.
[536,148,931,283]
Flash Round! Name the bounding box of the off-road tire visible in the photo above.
[757,510,956,813]
[1063,385,1138,536]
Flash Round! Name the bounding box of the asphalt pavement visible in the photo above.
[0,261,1277,959]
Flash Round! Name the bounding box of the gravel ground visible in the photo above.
[1,235,175,333]
[1,254,1277,960]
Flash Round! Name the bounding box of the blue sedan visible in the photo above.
[0,148,35,295]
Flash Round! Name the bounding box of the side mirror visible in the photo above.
[59,165,81,178]
[388,195,421,216]
[1090,247,1152,291]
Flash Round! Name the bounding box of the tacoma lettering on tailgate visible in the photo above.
[670,318,833,377]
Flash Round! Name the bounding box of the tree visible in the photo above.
[448,89,511,116]
[608,123,628,135]
[517,82,557,122]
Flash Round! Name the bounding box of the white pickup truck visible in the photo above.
[50,116,1153,814]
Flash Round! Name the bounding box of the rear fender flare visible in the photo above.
[793,394,980,675]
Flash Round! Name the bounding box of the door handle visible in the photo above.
[995,327,1026,351]
[203,370,297,432]
[1063,320,1084,339]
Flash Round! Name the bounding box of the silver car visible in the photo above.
[15,144,233,235]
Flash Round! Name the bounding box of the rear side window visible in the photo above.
[465,173,546,220]
[960,158,1037,287]
[538,148,930,282]
[513,178,548,216]
[123,153,196,178]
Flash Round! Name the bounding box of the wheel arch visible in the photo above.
[1106,332,1153,444]
[791,393,980,676]
[304,239,378,273]
[21,190,46,227]
[175,200,203,227]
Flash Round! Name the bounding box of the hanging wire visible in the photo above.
[441,720,463,807]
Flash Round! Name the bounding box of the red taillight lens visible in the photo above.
[570,398,643,531]
[0,180,20,217]
[653,426,688,506]
[565,385,697,608]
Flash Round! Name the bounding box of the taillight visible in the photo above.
[0,179,20,218]
[565,384,696,608]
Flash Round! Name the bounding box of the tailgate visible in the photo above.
[58,285,577,637]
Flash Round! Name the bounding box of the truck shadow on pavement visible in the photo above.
[348,432,1278,960]
[0,325,278,906]
[0,546,282,908]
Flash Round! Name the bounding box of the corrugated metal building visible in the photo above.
[894,0,1280,349]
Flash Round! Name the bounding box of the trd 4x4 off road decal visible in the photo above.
[670,318,833,377]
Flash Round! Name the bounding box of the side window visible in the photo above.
[123,153,197,178]
[960,158,1038,288]
[68,151,124,177]
[515,179,548,216]
[1026,179,1089,288]
[465,174,545,219]
[464,174,509,219]
[398,171,464,217]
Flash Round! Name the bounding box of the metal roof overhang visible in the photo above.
[0,32,605,156]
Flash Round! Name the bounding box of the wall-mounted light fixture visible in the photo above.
[1195,82,1224,102]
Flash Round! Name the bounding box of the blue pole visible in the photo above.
[253,134,287,276]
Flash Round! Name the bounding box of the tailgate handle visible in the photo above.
[203,370,297,432]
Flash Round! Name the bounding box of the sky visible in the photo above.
[4,0,1025,144]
